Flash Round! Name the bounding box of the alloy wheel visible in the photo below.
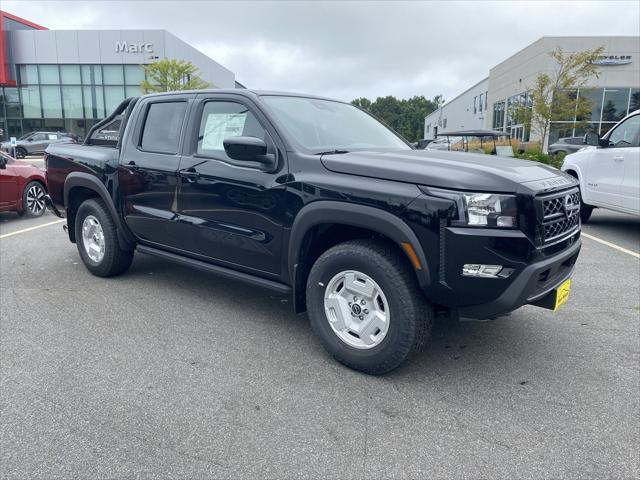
[323,270,390,349]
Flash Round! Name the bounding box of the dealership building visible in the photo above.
[0,10,237,141]
[424,36,640,148]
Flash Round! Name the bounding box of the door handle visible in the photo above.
[179,168,200,182]
[613,156,624,162]
[123,161,139,172]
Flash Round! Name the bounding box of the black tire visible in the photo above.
[75,198,134,277]
[306,239,433,375]
[580,202,593,224]
[14,147,26,159]
[21,181,46,217]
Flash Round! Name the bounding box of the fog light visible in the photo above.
[462,264,503,278]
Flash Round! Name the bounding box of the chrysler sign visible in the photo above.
[115,41,154,53]
[593,55,632,66]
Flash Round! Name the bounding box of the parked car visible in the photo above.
[0,151,47,217]
[548,136,587,156]
[425,136,461,150]
[413,139,433,149]
[1,131,75,159]
[44,90,581,374]
[562,110,640,223]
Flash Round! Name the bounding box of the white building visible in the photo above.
[424,78,488,138]
[0,10,237,140]
[424,36,640,148]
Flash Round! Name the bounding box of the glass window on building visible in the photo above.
[39,65,60,84]
[479,93,483,112]
[41,85,63,117]
[62,86,84,118]
[20,86,42,118]
[6,119,22,139]
[577,88,603,122]
[630,88,640,112]
[83,86,105,119]
[22,118,44,134]
[81,65,103,85]
[553,89,577,121]
[602,88,630,122]
[64,118,88,139]
[104,86,125,113]
[124,65,145,85]
[492,101,505,130]
[60,65,81,85]
[43,118,65,132]
[549,123,576,144]
[473,96,477,114]
[19,65,38,84]
[4,88,22,117]
[125,85,143,98]
[103,65,124,85]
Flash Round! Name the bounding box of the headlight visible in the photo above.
[463,193,518,227]
[421,188,518,228]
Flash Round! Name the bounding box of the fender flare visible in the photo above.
[64,172,135,248]
[288,201,431,289]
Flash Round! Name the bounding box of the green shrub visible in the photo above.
[514,149,564,169]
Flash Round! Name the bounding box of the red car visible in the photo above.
[0,151,47,217]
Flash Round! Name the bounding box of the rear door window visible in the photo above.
[140,101,188,154]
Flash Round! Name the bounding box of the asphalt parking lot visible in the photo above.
[1,208,638,479]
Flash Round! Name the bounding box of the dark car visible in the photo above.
[548,136,585,155]
[0,151,47,217]
[1,131,75,159]
[44,90,582,374]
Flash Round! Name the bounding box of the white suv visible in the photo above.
[562,110,640,223]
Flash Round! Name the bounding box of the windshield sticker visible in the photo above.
[202,113,247,150]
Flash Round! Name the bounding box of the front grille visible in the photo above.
[543,191,579,218]
[543,213,580,242]
[536,188,581,244]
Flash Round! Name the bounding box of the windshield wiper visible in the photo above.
[314,149,349,155]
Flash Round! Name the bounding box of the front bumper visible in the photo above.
[457,235,581,319]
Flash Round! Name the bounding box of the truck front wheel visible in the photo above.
[75,198,134,277]
[306,239,433,375]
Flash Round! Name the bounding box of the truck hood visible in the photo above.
[320,149,575,193]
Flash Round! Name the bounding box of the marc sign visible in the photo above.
[115,41,154,53]
[593,55,632,66]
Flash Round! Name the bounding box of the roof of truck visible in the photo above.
[141,89,347,103]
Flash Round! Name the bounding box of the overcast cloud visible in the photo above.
[3,1,639,102]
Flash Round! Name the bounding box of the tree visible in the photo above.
[351,94,444,142]
[517,46,604,148]
[140,59,210,93]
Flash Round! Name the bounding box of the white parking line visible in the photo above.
[0,219,66,239]
[1,218,638,261]
[582,232,640,259]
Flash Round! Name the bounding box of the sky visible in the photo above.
[3,1,639,103]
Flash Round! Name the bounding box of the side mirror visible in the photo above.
[584,132,600,146]
[27,138,33,142]
[0,157,6,169]
[223,136,274,167]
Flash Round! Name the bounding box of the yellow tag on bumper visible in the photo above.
[554,279,572,311]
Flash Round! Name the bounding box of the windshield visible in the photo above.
[19,133,33,140]
[261,96,410,153]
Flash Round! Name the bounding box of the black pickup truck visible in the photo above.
[44,90,582,374]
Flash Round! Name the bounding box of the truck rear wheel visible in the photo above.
[75,198,134,277]
[306,239,433,375]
